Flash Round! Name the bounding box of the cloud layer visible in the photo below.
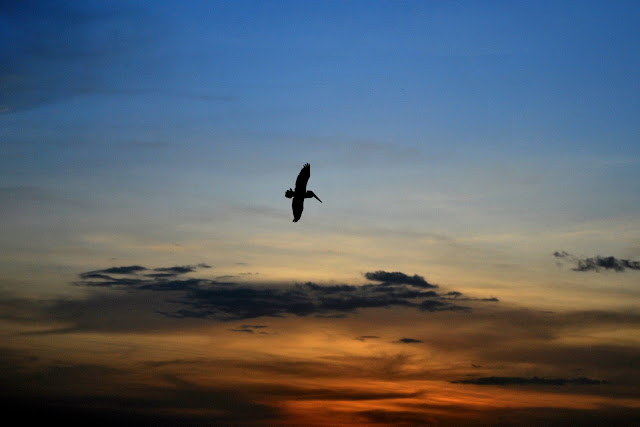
[3,265,639,425]
[72,266,496,321]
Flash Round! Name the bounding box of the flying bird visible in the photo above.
[285,163,322,222]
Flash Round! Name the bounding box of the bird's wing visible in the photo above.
[294,163,310,193]
[292,197,304,222]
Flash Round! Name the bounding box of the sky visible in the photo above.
[1,0,640,424]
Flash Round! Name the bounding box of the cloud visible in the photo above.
[419,299,468,312]
[80,265,147,278]
[364,271,437,288]
[70,266,494,322]
[356,405,640,426]
[443,290,499,302]
[75,264,210,289]
[229,328,256,333]
[395,338,423,344]
[452,376,608,386]
[229,325,269,334]
[80,264,209,279]
[553,251,640,272]
[153,266,197,275]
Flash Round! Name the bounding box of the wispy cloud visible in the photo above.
[229,324,269,334]
[80,265,147,278]
[452,376,607,386]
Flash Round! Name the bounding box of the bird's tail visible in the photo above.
[285,188,294,198]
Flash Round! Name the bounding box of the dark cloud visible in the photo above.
[314,313,349,319]
[574,256,640,272]
[79,265,146,278]
[80,264,208,279]
[78,273,117,280]
[482,342,640,385]
[364,271,437,288]
[395,338,423,344]
[144,272,178,278]
[71,266,494,322]
[443,291,499,302]
[229,328,256,333]
[245,385,424,402]
[75,264,210,290]
[553,251,640,272]
[78,276,146,288]
[229,325,269,334]
[170,280,466,320]
[153,266,197,275]
[420,299,474,312]
[452,376,608,386]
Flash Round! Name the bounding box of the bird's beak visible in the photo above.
[314,194,322,203]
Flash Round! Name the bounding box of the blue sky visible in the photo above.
[2,0,639,298]
[1,1,640,424]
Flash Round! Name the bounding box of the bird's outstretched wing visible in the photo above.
[292,197,303,222]
[294,163,310,193]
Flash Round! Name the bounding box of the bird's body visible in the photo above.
[285,163,322,222]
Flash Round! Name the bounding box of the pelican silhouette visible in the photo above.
[285,163,322,222]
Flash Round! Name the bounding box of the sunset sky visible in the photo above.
[1,1,640,425]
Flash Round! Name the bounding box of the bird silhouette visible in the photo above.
[285,163,322,222]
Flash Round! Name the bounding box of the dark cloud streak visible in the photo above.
[452,376,608,386]
[364,271,437,288]
[395,338,423,344]
[554,251,640,272]
[79,265,146,278]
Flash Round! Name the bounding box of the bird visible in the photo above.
[285,163,322,222]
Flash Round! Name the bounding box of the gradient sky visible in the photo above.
[1,1,640,425]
